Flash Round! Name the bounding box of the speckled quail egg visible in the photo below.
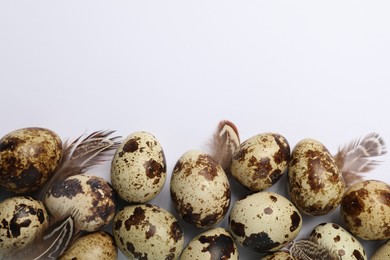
[0,196,49,257]
[340,179,390,240]
[371,239,390,260]
[170,150,231,228]
[111,131,166,203]
[229,191,302,253]
[44,174,116,232]
[310,222,367,259]
[261,251,294,260]
[0,127,62,193]
[287,138,345,216]
[180,227,238,260]
[230,133,290,191]
[59,231,117,260]
[113,204,184,260]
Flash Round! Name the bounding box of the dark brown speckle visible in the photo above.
[243,231,280,252]
[50,178,84,199]
[230,220,245,237]
[289,211,301,232]
[198,234,236,260]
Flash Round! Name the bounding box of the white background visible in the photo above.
[1,1,390,259]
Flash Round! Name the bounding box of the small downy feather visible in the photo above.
[207,120,240,172]
[289,240,339,260]
[37,130,121,201]
[334,133,387,187]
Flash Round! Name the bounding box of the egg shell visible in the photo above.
[170,150,231,228]
[112,204,184,260]
[371,239,390,260]
[45,174,116,232]
[230,133,290,191]
[287,138,345,216]
[229,191,302,253]
[261,251,294,260]
[59,231,117,260]
[111,131,166,203]
[0,196,49,256]
[0,127,62,193]
[180,227,238,260]
[310,222,367,259]
[340,179,390,240]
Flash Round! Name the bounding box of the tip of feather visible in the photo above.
[335,132,387,188]
[207,120,240,171]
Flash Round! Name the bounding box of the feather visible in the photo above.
[289,240,339,260]
[207,120,240,172]
[36,130,121,201]
[334,133,387,188]
[8,213,79,260]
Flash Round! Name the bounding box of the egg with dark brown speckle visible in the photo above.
[170,150,231,228]
[230,133,290,191]
[0,127,62,193]
[229,191,302,253]
[59,231,117,260]
[113,204,184,260]
[372,239,390,260]
[287,138,345,215]
[310,222,366,259]
[340,179,390,240]
[0,196,49,257]
[180,227,238,260]
[111,131,166,203]
[45,174,116,232]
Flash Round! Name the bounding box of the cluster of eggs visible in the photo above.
[0,124,389,259]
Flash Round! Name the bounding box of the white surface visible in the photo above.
[1,1,390,259]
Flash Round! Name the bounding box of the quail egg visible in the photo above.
[0,196,49,257]
[45,174,116,232]
[111,131,166,203]
[340,179,390,240]
[113,204,184,260]
[230,133,290,191]
[287,138,345,215]
[170,150,231,228]
[180,227,238,260]
[229,191,302,253]
[310,222,366,259]
[59,231,117,260]
[0,127,62,193]
[371,239,390,260]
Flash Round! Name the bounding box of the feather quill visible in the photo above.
[334,133,386,188]
[36,130,121,201]
[289,240,339,260]
[207,120,240,172]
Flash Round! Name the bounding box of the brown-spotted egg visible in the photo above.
[310,222,367,259]
[170,150,231,228]
[111,131,166,203]
[0,196,49,257]
[372,239,390,260]
[0,127,62,193]
[44,174,116,232]
[229,191,302,253]
[180,227,238,260]
[59,231,117,260]
[287,138,345,216]
[230,133,290,191]
[340,179,390,240]
[112,204,184,260]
